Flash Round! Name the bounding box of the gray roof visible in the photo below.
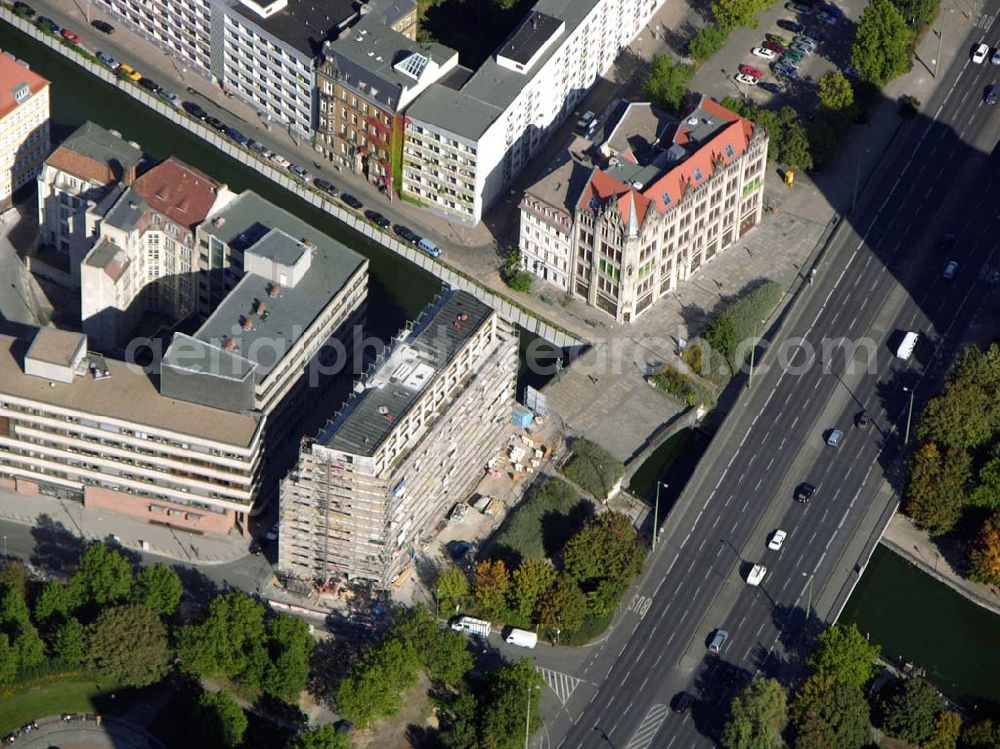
[249,228,307,267]
[103,186,148,232]
[497,11,562,65]
[57,122,143,173]
[182,191,366,379]
[317,290,492,457]
[230,0,359,58]
[406,84,502,141]
[524,136,594,215]
[84,238,127,271]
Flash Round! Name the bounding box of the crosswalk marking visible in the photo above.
[978,12,996,29]
[536,666,583,706]
[627,593,652,618]
[625,703,669,749]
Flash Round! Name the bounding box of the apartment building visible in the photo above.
[401,0,663,225]
[0,52,48,210]
[316,14,458,187]
[36,123,143,283]
[278,289,517,587]
[0,326,266,534]
[95,0,416,135]
[519,97,768,323]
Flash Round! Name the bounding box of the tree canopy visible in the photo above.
[881,677,942,744]
[479,658,544,749]
[196,690,247,749]
[76,542,133,606]
[175,591,269,689]
[334,637,419,727]
[86,603,171,687]
[818,72,855,112]
[792,674,871,749]
[436,565,469,615]
[722,678,788,749]
[905,442,970,535]
[131,563,183,617]
[290,725,351,749]
[969,511,1000,585]
[642,55,694,113]
[850,0,913,86]
[806,623,881,687]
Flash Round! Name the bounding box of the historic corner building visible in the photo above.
[517,96,768,324]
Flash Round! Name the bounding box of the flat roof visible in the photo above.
[231,0,359,57]
[184,191,366,379]
[524,135,593,214]
[25,328,84,367]
[497,11,562,65]
[406,84,502,141]
[250,228,307,267]
[317,290,492,457]
[0,334,261,447]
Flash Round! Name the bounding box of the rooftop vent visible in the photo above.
[222,337,237,351]
[241,316,254,331]
[254,299,266,315]
[267,283,279,298]
[212,216,225,227]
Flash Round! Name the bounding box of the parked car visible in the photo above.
[752,46,777,60]
[271,154,291,169]
[986,84,999,105]
[265,524,278,542]
[794,33,819,46]
[973,42,989,64]
[340,193,363,210]
[158,89,180,107]
[784,49,805,63]
[364,210,391,229]
[785,1,813,14]
[816,10,839,24]
[418,238,442,258]
[314,178,338,196]
[12,2,35,17]
[96,51,119,70]
[842,65,859,78]
[249,540,262,556]
[768,530,787,551]
[738,64,763,78]
[790,41,814,55]
[247,140,274,158]
[60,28,81,44]
[289,164,312,182]
[993,48,1000,65]
[205,116,226,131]
[118,64,142,81]
[92,19,115,34]
[763,40,786,54]
[35,16,59,34]
[820,2,844,17]
[735,73,759,86]
[795,482,816,502]
[759,81,782,93]
[938,232,957,252]
[774,62,799,78]
[225,127,248,145]
[943,260,959,279]
[394,224,420,244]
[138,77,161,93]
[777,18,803,33]
[183,101,207,119]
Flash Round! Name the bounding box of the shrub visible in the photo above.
[688,25,730,61]
[900,94,921,118]
[488,479,592,563]
[651,366,698,406]
[561,439,625,500]
[703,281,783,368]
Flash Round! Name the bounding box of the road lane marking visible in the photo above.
[537,667,584,706]
[625,704,670,749]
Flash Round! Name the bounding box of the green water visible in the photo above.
[840,545,1000,709]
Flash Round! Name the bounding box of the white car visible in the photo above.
[943,260,958,279]
[768,530,787,551]
[271,154,291,169]
[735,73,759,86]
[746,564,768,586]
[973,43,989,64]
[753,46,777,60]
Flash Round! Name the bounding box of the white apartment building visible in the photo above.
[278,289,517,587]
[518,97,769,323]
[401,0,663,225]
[36,122,143,283]
[0,52,48,210]
[96,0,214,75]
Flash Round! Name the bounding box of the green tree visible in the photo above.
[75,542,133,606]
[924,711,963,749]
[806,117,842,170]
[334,638,420,727]
[131,563,183,617]
[290,725,351,749]
[474,559,511,619]
[722,678,788,749]
[563,512,645,606]
[0,561,28,598]
[176,591,268,687]
[792,674,871,749]
[196,690,248,749]
[0,588,45,672]
[970,454,1000,509]
[688,25,730,61]
[705,313,740,359]
[818,72,855,112]
[919,381,994,448]
[33,579,78,623]
[643,54,694,113]
[712,0,767,28]
[262,613,314,701]
[536,573,588,640]
[891,0,940,29]
[388,606,472,686]
[906,443,970,535]
[480,658,543,749]
[52,617,86,665]
[510,559,556,621]
[436,565,469,615]
[963,719,1000,749]
[968,511,1000,585]
[0,633,18,685]
[561,439,625,500]
[440,691,479,749]
[881,677,941,744]
[806,623,881,687]
[86,603,171,687]
[850,0,913,86]
[777,111,814,170]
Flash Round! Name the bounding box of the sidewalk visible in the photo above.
[0,487,248,565]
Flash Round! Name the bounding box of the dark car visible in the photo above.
[393,224,419,243]
[314,178,338,196]
[777,18,804,32]
[365,210,391,229]
[138,77,161,93]
[13,2,35,17]
[340,193,363,210]
[205,116,227,131]
[2,733,14,745]
[671,691,694,713]
[91,19,115,33]
[855,410,871,428]
[225,127,248,145]
[938,232,956,252]
[759,81,782,93]
[247,140,274,159]
[249,540,262,556]
[986,84,999,105]
[183,101,207,119]
[795,482,816,502]
[35,16,59,33]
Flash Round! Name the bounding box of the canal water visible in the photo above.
[839,545,1000,709]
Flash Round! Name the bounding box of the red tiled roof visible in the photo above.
[132,157,222,231]
[0,54,48,119]
[46,147,117,186]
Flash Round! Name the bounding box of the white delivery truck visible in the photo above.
[505,628,538,649]
[450,616,492,638]
[896,331,918,360]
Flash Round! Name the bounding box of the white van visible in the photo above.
[896,331,918,360]
[505,628,538,649]
[418,238,441,258]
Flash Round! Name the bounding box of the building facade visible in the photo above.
[36,123,143,283]
[278,289,516,587]
[0,52,49,210]
[518,97,768,323]
[401,0,664,225]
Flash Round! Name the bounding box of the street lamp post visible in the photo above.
[524,684,539,749]
[653,481,667,549]
[935,27,943,77]
[902,386,916,446]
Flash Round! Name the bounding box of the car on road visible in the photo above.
[314,178,338,196]
[943,260,959,279]
[12,2,35,17]
[739,64,763,78]
[759,81,782,93]
[340,193,363,210]
[735,73,759,86]
[763,40,786,54]
[205,116,226,131]
[671,692,694,713]
[795,482,816,502]
[35,16,58,34]
[986,84,999,104]
[118,64,142,81]
[271,154,291,169]
[856,410,872,428]
[746,564,767,586]
[753,46,777,60]
[158,89,180,107]
[938,232,956,252]
[138,77,162,93]
[777,18,804,33]
[92,19,115,34]
[289,164,312,182]
[826,429,844,447]
[773,62,799,78]
[60,28,81,44]
[708,629,729,653]
[96,51,119,70]
[768,530,787,550]
[247,139,274,159]
[394,224,420,244]
[365,210,391,229]
[973,43,990,64]
[225,127,248,145]
[785,1,812,14]
[993,48,1000,64]
[183,101,207,119]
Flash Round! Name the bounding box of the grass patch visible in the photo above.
[628,430,693,501]
[0,672,111,734]
[561,439,625,500]
[561,611,613,647]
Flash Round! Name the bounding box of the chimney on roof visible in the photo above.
[241,316,254,331]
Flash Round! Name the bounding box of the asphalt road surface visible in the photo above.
[550,17,1000,749]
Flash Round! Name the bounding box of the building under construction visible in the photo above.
[278,289,517,587]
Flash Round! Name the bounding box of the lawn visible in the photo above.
[0,672,111,734]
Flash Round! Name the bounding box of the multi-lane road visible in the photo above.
[548,15,1000,749]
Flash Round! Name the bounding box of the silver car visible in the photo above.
[708,630,729,653]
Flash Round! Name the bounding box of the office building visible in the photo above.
[0,52,48,210]
[518,97,768,323]
[278,289,516,587]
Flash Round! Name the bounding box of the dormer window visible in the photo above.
[12,83,29,105]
